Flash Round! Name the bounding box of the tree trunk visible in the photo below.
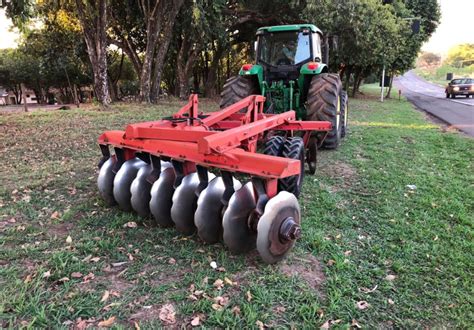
[176,30,200,100]
[204,44,226,98]
[75,0,111,107]
[21,83,28,112]
[150,0,184,103]
[138,1,167,103]
[385,72,394,99]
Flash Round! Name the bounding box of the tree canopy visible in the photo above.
[2,0,441,104]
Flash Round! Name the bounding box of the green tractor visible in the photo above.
[221,24,348,152]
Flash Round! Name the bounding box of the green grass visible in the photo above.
[0,90,473,328]
[415,64,474,86]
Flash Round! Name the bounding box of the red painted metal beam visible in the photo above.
[202,95,266,126]
[199,111,296,154]
[212,120,332,131]
[98,131,300,179]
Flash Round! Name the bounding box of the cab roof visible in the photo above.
[257,24,322,35]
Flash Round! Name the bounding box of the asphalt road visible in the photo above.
[394,71,474,137]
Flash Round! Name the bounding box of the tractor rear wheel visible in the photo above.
[279,137,305,198]
[263,135,285,156]
[220,76,259,109]
[340,90,349,138]
[306,73,342,149]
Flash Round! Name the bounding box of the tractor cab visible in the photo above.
[256,25,323,84]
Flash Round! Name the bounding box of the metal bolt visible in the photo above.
[279,217,301,241]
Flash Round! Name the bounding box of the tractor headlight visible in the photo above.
[453,86,460,92]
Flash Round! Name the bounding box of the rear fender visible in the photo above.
[298,63,328,103]
[239,64,264,94]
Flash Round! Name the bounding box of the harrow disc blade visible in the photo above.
[130,165,153,217]
[195,177,242,244]
[97,157,117,206]
[256,191,300,264]
[222,182,257,254]
[149,166,175,227]
[171,172,215,235]
[113,158,146,211]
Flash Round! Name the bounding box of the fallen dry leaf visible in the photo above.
[224,277,235,286]
[356,301,370,310]
[246,290,252,302]
[327,259,336,266]
[385,274,397,281]
[71,272,83,278]
[66,236,73,244]
[123,221,137,228]
[75,318,87,330]
[190,315,201,327]
[102,302,121,311]
[256,320,264,330]
[82,272,95,283]
[24,274,33,283]
[168,258,176,265]
[351,319,362,328]
[50,211,60,219]
[213,279,224,289]
[97,316,116,328]
[214,296,229,306]
[388,298,395,305]
[58,277,70,283]
[232,306,241,316]
[134,321,140,330]
[320,319,341,329]
[101,290,110,303]
[159,304,176,325]
[43,270,52,279]
[359,285,378,293]
[211,303,223,311]
[344,250,352,256]
[91,257,101,263]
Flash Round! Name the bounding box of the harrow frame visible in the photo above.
[98,94,330,199]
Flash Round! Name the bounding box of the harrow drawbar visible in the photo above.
[97,94,331,263]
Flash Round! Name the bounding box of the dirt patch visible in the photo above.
[279,254,325,297]
[318,160,358,193]
[46,221,75,237]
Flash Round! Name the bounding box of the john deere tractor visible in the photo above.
[221,24,348,152]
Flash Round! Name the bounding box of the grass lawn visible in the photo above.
[0,89,473,328]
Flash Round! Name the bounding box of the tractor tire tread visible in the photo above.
[263,136,285,156]
[279,137,304,197]
[340,90,348,138]
[220,76,259,109]
[306,73,342,149]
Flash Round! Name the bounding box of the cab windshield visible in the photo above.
[258,31,311,66]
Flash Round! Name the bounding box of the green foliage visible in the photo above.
[445,44,474,68]
[305,0,440,94]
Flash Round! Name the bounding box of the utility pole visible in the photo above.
[381,65,385,103]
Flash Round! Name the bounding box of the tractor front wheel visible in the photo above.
[306,73,342,149]
[220,76,259,109]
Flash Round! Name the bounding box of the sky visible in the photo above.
[1,1,473,54]
[421,0,474,55]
